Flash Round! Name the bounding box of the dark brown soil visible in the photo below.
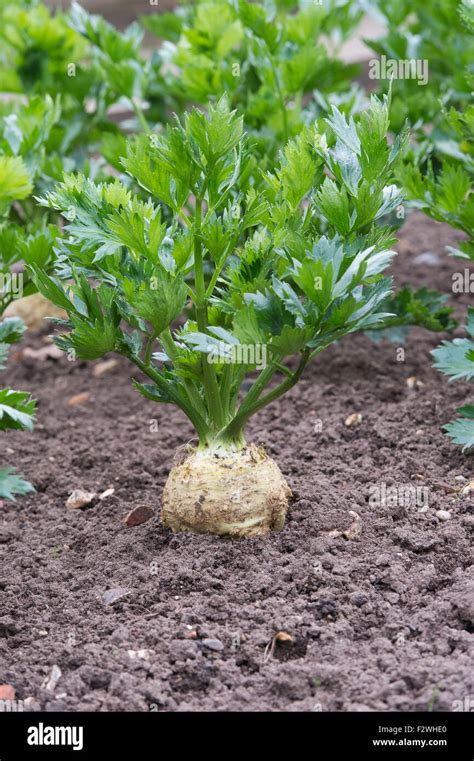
[1,212,473,712]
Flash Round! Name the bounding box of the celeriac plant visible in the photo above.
[31,95,405,536]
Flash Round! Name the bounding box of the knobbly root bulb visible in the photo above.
[161,444,291,537]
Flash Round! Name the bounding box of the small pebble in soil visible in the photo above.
[275,631,293,643]
[436,510,452,521]
[67,392,91,407]
[127,649,153,661]
[24,697,41,711]
[92,359,118,377]
[66,489,96,509]
[101,588,131,606]
[202,638,224,652]
[42,664,61,692]
[122,505,154,527]
[345,412,362,428]
[0,616,18,636]
[414,251,441,266]
[406,376,425,390]
[99,488,115,500]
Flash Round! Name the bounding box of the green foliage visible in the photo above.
[68,1,148,103]
[398,107,474,259]
[432,309,474,451]
[0,387,36,431]
[143,0,361,164]
[366,287,456,343]
[367,0,474,135]
[0,0,85,94]
[0,467,35,500]
[30,94,408,450]
[0,315,36,498]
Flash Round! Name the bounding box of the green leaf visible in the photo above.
[0,156,33,203]
[316,178,351,234]
[29,269,74,313]
[432,338,474,381]
[0,387,36,431]
[0,467,35,500]
[466,307,474,338]
[0,317,25,345]
[369,287,456,339]
[185,95,243,165]
[443,417,474,451]
[277,128,321,210]
[233,303,267,346]
[123,271,187,335]
[139,11,184,42]
[57,316,118,361]
[122,135,189,211]
[132,379,173,404]
[238,0,279,52]
[269,325,312,357]
[457,405,474,419]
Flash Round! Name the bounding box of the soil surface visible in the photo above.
[1,212,473,712]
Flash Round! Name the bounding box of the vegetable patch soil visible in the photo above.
[1,213,473,712]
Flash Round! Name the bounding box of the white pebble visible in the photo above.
[436,510,451,521]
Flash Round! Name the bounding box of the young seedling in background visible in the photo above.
[31,94,405,536]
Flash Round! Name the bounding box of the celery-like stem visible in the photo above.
[130,353,211,445]
[160,328,208,421]
[193,196,225,429]
[130,98,150,133]
[217,350,310,443]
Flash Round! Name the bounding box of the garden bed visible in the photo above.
[1,212,473,712]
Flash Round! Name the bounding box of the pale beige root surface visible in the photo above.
[161,444,291,537]
[5,294,67,329]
